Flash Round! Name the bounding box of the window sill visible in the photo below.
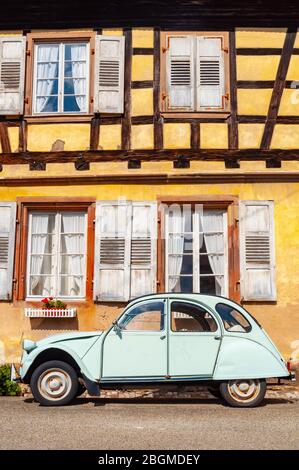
[24,114,95,124]
[161,111,231,120]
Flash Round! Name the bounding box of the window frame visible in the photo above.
[157,196,240,302]
[26,210,88,300]
[14,198,95,302]
[170,300,219,333]
[215,302,252,333]
[25,31,96,122]
[160,31,230,117]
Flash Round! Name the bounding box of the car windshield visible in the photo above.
[215,303,252,333]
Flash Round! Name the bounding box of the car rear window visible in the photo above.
[215,303,252,333]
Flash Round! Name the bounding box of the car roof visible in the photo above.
[128,292,236,308]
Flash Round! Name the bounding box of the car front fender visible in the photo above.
[20,343,97,383]
[213,336,289,380]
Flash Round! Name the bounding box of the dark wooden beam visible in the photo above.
[121,28,132,150]
[0,123,11,153]
[236,48,283,55]
[2,172,299,187]
[90,116,100,150]
[238,115,266,123]
[131,116,154,125]
[18,120,27,152]
[153,28,163,150]
[237,81,275,89]
[2,148,299,164]
[228,31,238,151]
[131,80,153,89]
[133,48,154,55]
[260,29,296,150]
[190,122,200,150]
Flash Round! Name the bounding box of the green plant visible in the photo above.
[0,364,21,396]
[41,297,67,309]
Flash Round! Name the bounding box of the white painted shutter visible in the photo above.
[166,35,195,111]
[0,202,17,300]
[130,202,157,299]
[196,37,224,110]
[240,201,276,301]
[94,201,131,301]
[0,37,26,115]
[94,35,125,114]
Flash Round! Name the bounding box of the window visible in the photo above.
[165,205,228,295]
[119,301,165,331]
[171,301,218,332]
[26,211,87,298]
[33,42,89,114]
[161,32,229,114]
[215,303,251,333]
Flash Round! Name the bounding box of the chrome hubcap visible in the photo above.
[227,379,260,403]
[37,368,71,401]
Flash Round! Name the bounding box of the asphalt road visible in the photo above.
[0,396,298,450]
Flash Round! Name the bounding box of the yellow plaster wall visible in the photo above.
[99,125,121,150]
[279,89,299,116]
[7,127,19,152]
[271,124,299,148]
[131,124,154,149]
[132,28,154,48]
[286,56,299,81]
[132,55,153,81]
[27,124,90,151]
[101,29,123,36]
[164,123,190,149]
[235,28,286,48]
[238,124,265,149]
[237,56,280,81]
[200,124,228,149]
[0,181,299,360]
[237,89,273,115]
[131,88,153,116]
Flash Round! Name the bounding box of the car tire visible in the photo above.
[219,379,266,408]
[208,386,221,399]
[30,360,79,406]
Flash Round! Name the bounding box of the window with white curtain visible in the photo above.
[26,211,87,298]
[33,42,89,114]
[165,205,228,296]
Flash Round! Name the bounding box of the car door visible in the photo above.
[168,300,222,377]
[102,299,167,379]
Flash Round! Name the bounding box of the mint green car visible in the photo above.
[19,293,294,407]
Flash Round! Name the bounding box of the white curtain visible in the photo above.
[167,206,185,291]
[61,213,85,296]
[30,214,51,295]
[36,45,59,113]
[201,210,224,295]
[70,44,86,112]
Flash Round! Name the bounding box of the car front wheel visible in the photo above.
[219,379,266,407]
[30,360,78,406]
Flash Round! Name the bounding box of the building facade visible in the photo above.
[0,2,299,363]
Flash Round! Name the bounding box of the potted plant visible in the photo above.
[25,297,76,318]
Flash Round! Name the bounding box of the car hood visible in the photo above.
[37,331,103,348]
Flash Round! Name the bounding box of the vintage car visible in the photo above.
[18,293,294,407]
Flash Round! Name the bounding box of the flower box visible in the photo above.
[24,308,77,318]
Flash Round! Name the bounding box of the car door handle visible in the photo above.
[214,335,221,340]
[160,334,166,340]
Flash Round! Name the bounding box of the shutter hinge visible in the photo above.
[162,93,168,101]
[16,219,20,224]
[222,47,229,53]
[93,219,96,224]
[162,46,168,53]
[91,48,95,55]
[223,93,230,100]
[26,50,30,56]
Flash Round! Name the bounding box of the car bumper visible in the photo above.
[282,371,296,382]
[10,363,21,383]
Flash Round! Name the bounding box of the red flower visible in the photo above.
[41,298,48,303]
[48,297,54,300]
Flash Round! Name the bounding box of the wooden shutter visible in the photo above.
[166,35,195,111]
[240,201,276,301]
[0,202,16,300]
[94,201,131,301]
[0,37,25,115]
[130,202,157,299]
[94,35,125,114]
[196,37,224,110]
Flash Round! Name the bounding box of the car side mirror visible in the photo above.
[112,320,122,333]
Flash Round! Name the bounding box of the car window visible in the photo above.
[119,301,165,331]
[215,303,252,333]
[171,301,218,332]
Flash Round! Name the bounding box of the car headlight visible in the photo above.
[22,339,37,352]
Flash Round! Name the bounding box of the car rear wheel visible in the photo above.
[219,379,266,407]
[30,360,78,406]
